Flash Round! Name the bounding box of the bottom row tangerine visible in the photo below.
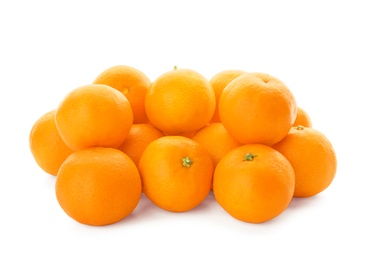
[55,147,142,226]
[54,132,334,226]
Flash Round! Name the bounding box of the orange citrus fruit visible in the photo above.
[55,84,133,151]
[213,144,295,223]
[93,65,151,123]
[55,147,142,226]
[209,69,247,123]
[192,122,241,168]
[118,124,164,167]
[145,68,215,135]
[29,110,73,175]
[293,107,312,127]
[272,125,337,197]
[219,72,297,145]
[138,136,213,212]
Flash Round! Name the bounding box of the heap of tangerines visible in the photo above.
[29,65,337,226]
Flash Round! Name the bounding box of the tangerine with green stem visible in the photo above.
[138,136,213,212]
[213,144,295,223]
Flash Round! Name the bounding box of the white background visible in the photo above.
[1,0,368,259]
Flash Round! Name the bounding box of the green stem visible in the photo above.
[296,125,304,130]
[244,153,258,161]
[182,156,193,168]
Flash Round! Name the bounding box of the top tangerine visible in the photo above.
[145,68,215,135]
